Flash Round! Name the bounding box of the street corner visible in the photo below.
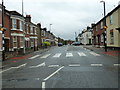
[101,51,120,57]
[8,54,32,61]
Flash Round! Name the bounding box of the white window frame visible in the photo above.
[12,19,17,29]
[13,36,17,48]
[20,21,24,31]
[20,37,24,48]
[110,15,113,25]
[110,32,114,44]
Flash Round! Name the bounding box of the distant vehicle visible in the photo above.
[58,43,63,46]
[72,42,81,46]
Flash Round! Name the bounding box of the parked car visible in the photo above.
[72,42,81,46]
[58,43,63,46]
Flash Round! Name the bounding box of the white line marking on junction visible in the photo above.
[0,63,27,73]
[69,64,80,67]
[48,65,60,67]
[66,53,73,57]
[53,53,61,58]
[114,64,120,66]
[43,66,64,81]
[29,62,45,68]
[78,52,86,56]
[40,54,51,59]
[89,52,100,56]
[91,64,103,66]
[29,55,41,59]
[42,82,45,90]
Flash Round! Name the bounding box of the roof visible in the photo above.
[10,11,23,17]
[92,4,120,28]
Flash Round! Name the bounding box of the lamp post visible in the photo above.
[100,0,107,52]
[49,24,52,32]
[2,0,5,61]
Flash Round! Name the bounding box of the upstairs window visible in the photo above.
[110,15,113,25]
[12,19,17,29]
[100,22,103,29]
[20,21,24,31]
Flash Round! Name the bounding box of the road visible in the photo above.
[1,45,119,89]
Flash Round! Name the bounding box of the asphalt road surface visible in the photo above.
[1,45,119,89]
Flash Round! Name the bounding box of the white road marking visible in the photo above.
[40,54,51,59]
[91,64,103,66]
[48,65,60,67]
[29,55,41,59]
[29,62,45,68]
[44,66,64,81]
[0,63,27,73]
[13,63,27,69]
[69,64,80,67]
[78,52,86,56]
[0,67,13,73]
[53,53,61,58]
[42,82,45,90]
[66,53,73,57]
[114,64,120,66]
[89,52,100,56]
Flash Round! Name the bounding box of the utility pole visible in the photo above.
[2,0,5,61]
[100,0,107,52]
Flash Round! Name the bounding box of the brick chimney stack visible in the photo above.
[25,15,31,22]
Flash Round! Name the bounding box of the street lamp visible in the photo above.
[100,0,107,52]
[49,24,52,32]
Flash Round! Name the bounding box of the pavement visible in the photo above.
[83,45,120,57]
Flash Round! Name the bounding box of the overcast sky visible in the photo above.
[0,0,120,40]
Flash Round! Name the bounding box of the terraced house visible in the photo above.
[106,4,120,49]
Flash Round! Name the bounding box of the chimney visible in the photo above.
[26,15,31,22]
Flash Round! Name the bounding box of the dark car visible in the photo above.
[58,43,63,46]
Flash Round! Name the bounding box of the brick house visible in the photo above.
[25,15,38,51]
[92,18,105,48]
[37,23,42,49]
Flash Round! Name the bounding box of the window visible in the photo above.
[96,26,98,31]
[100,22,103,29]
[30,26,33,34]
[101,34,104,42]
[12,19,17,29]
[110,15,113,25]
[30,39,34,47]
[35,28,37,35]
[13,36,17,48]
[20,37,24,48]
[20,21,24,31]
[110,31,114,44]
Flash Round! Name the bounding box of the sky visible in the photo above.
[0,0,120,40]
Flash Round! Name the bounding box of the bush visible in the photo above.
[43,42,51,47]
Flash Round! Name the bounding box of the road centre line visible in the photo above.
[40,54,51,59]
[43,66,64,81]
[48,65,60,67]
[91,64,103,66]
[69,64,80,67]
[29,55,41,59]
[0,63,27,73]
[114,64,120,66]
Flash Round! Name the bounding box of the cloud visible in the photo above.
[1,0,120,40]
